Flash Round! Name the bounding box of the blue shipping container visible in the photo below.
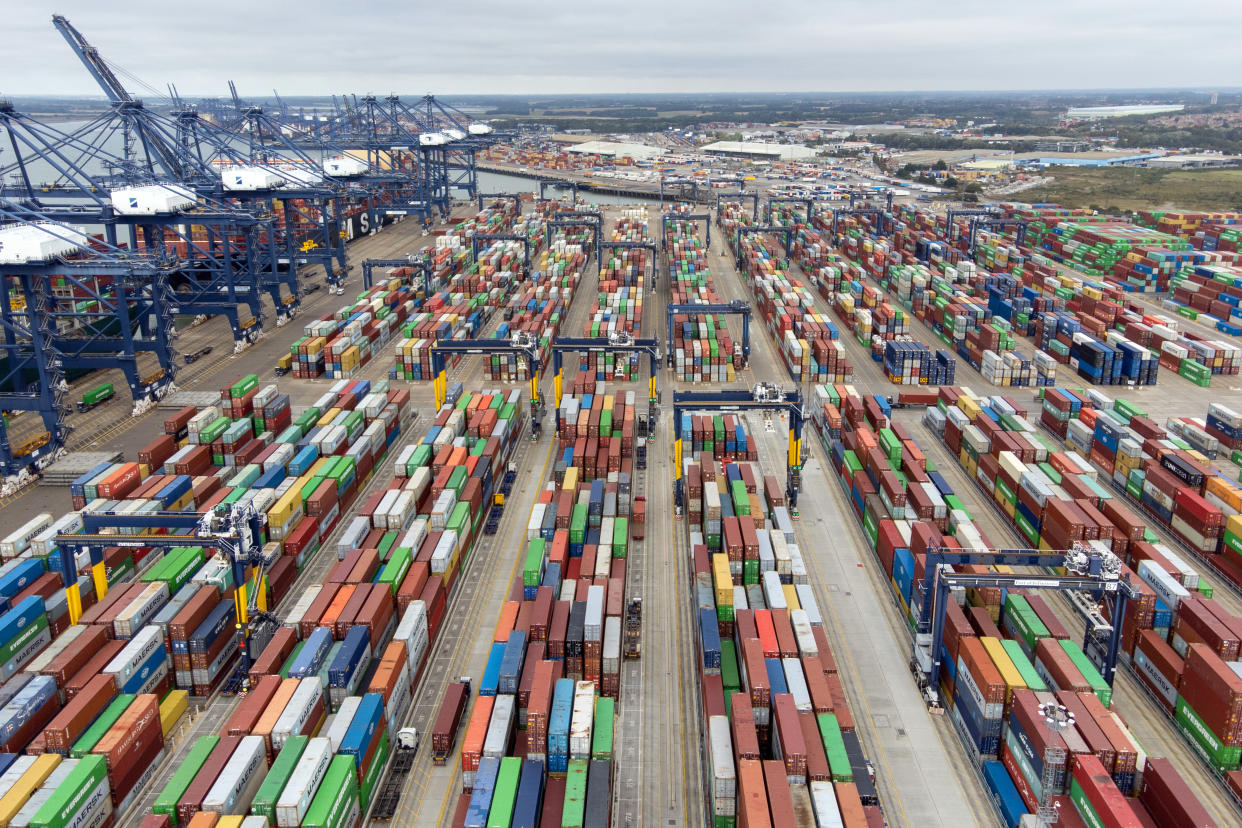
[339,692,384,771]
[499,630,527,696]
[465,756,501,828]
[982,760,1025,828]
[480,642,506,697]
[548,679,574,774]
[329,626,371,687]
[289,627,334,678]
[512,759,544,828]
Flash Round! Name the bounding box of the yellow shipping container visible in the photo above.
[562,466,579,493]
[317,407,342,428]
[160,689,189,737]
[0,754,62,826]
[981,636,1026,703]
[957,396,982,422]
[782,584,800,611]
[712,554,733,607]
[216,818,245,828]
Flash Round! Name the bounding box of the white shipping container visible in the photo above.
[114,581,170,639]
[398,519,429,556]
[0,514,54,559]
[103,625,164,689]
[284,585,322,629]
[1137,560,1190,611]
[275,736,334,827]
[430,530,458,575]
[790,609,818,657]
[12,756,79,827]
[483,694,516,759]
[324,697,360,752]
[271,678,323,751]
[584,585,605,641]
[569,681,595,759]
[810,779,845,827]
[783,658,812,712]
[388,490,416,531]
[794,586,822,627]
[762,572,787,611]
[603,617,621,676]
[708,715,737,801]
[203,735,268,814]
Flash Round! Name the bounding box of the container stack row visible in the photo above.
[681,417,882,827]
[487,234,588,384]
[141,387,523,827]
[0,377,417,827]
[665,207,741,383]
[718,203,850,386]
[812,382,1218,827]
[445,388,642,828]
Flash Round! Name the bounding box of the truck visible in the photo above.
[631,496,646,540]
[624,598,642,659]
[431,678,472,763]
[77,383,115,412]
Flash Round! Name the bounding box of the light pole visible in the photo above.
[1036,702,1075,826]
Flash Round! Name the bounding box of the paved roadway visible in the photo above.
[694,228,990,825]
[904,408,1242,826]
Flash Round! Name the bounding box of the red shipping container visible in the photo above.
[222,674,281,737]
[772,694,807,783]
[1071,754,1142,828]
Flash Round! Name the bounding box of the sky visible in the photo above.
[3,0,1240,97]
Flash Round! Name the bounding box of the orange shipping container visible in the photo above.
[461,695,495,776]
[252,677,299,755]
[494,601,520,643]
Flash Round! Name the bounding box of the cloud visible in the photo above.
[2,0,1238,96]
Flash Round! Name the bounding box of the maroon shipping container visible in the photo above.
[64,640,125,700]
[1134,630,1183,712]
[77,582,137,629]
[139,815,173,828]
[729,693,762,762]
[1023,594,1071,641]
[1175,597,1241,661]
[42,624,110,689]
[92,693,162,806]
[168,586,222,642]
[431,681,470,764]
[354,583,396,646]
[1036,638,1092,696]
[540,776,567,827]
[762,759,797,827]
[177,733,239,824]
[1180,644,1242,747]
[42,672,115,753]
[222,674,281,737]
[798,711,832,782]
[526,660,556,756]
[1056,691,1116,770]
[771,694,807,784]
[300,583,340,638]
[1139,755,1218,828]
[164,405,197,435]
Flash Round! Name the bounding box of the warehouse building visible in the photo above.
[564,140,664,161]
[699,141,819,161]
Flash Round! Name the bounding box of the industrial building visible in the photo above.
[564,140,665,161]
[700,140,819,161]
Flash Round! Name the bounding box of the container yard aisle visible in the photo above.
[747,415,991,825]
[901,408,1242,826]
[698,233,986,825]
[389,432,557,828]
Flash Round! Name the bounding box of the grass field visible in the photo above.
[1010,166,1242,213]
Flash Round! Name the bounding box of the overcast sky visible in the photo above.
[3,1,1239,97]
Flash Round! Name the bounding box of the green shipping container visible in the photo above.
[1176,696,1242,770]
[524,539,546,587]
[230,374,259,399]
[303,754,361,828]
[1059,640,1110,708]
[359,730,391,812]
[562,760,589,828]
[612,519,627,558]
[252,735,308,822]
[721,641,740,697]
[591,698,615,761]
[486,756,521,828]
[1000,639,1047,692]
[154,736,220,822]
[816,713,852,782]
[379,546,413,594]
[71,694,135,758]
[30,754,109,828]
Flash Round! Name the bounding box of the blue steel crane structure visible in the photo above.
[0,212,178,479]
[666,301,751,368]
[550,333,662,429]
[672,384,805,514]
